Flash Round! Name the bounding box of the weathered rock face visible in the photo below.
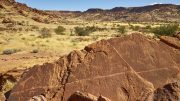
[7,34,180,101]
[160,36,180,49]
[67,91,111,101]
[97,95,111,101]
[68,91,97,101]
[28,95,47,101]
[153,82,180,101]
[108,34,180,88]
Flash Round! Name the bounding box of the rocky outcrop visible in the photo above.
[7,33,180,101]
[0,0,57,23]
[68,91,97,101]
[97,95,111,101]
[175,32,180,40]
[28,95,47,101]
[153,82,180,101]
[67,91,111,101]
[160,36,180,49]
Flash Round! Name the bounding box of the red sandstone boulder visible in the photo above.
[7,34,180,101]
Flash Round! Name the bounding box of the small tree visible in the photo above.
[54,26,66,35]
[151,24,179,36]
[117,26,126,34]
[39,28,51,38]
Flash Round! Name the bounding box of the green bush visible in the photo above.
[74,26,104,36]
[86,26,96,32]
[117,26,126,34]
[74,27,88,36]
[2,49,20,55]
[1,80,15,93]
[39,28,51,38]
[130,25,140,31]
[74,27,89,36]
[151,24,179,36]
[54,26,66,35]
[145,25,151,29]
[31,25,39,31]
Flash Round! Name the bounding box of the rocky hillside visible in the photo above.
[5,33,180,101]
[1,0,180,23]
[49,4,180,22]
[0,0,58,23]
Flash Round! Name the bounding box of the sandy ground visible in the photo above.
[0,51,61,73]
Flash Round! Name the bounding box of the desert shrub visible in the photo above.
[70,29,74,36]
[74,27,90,36]
[139,25,152,33]
[54,26,66,35]
[145,25,151,29]
[31,25,39,31]
[18,28,23,31]
[112,24,116,27]
[1,80,15,93]
[130,25,140,31]
[2,18,15,24]
[31,49,39,53]
[151,24,179,36]
[85,26,97,32]
[117,26,126,34]
[39,28,51,38]
[74,27,88,36]
[6,24,14,28]
[74,26,102,36]
[2,49,20,55]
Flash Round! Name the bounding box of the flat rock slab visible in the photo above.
[7,34,180,101]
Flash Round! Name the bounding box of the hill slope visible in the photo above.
[0,0,58,23]
[1,0,180,23]
[48,4,180,22]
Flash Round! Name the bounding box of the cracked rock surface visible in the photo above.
[7,33,180,101]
